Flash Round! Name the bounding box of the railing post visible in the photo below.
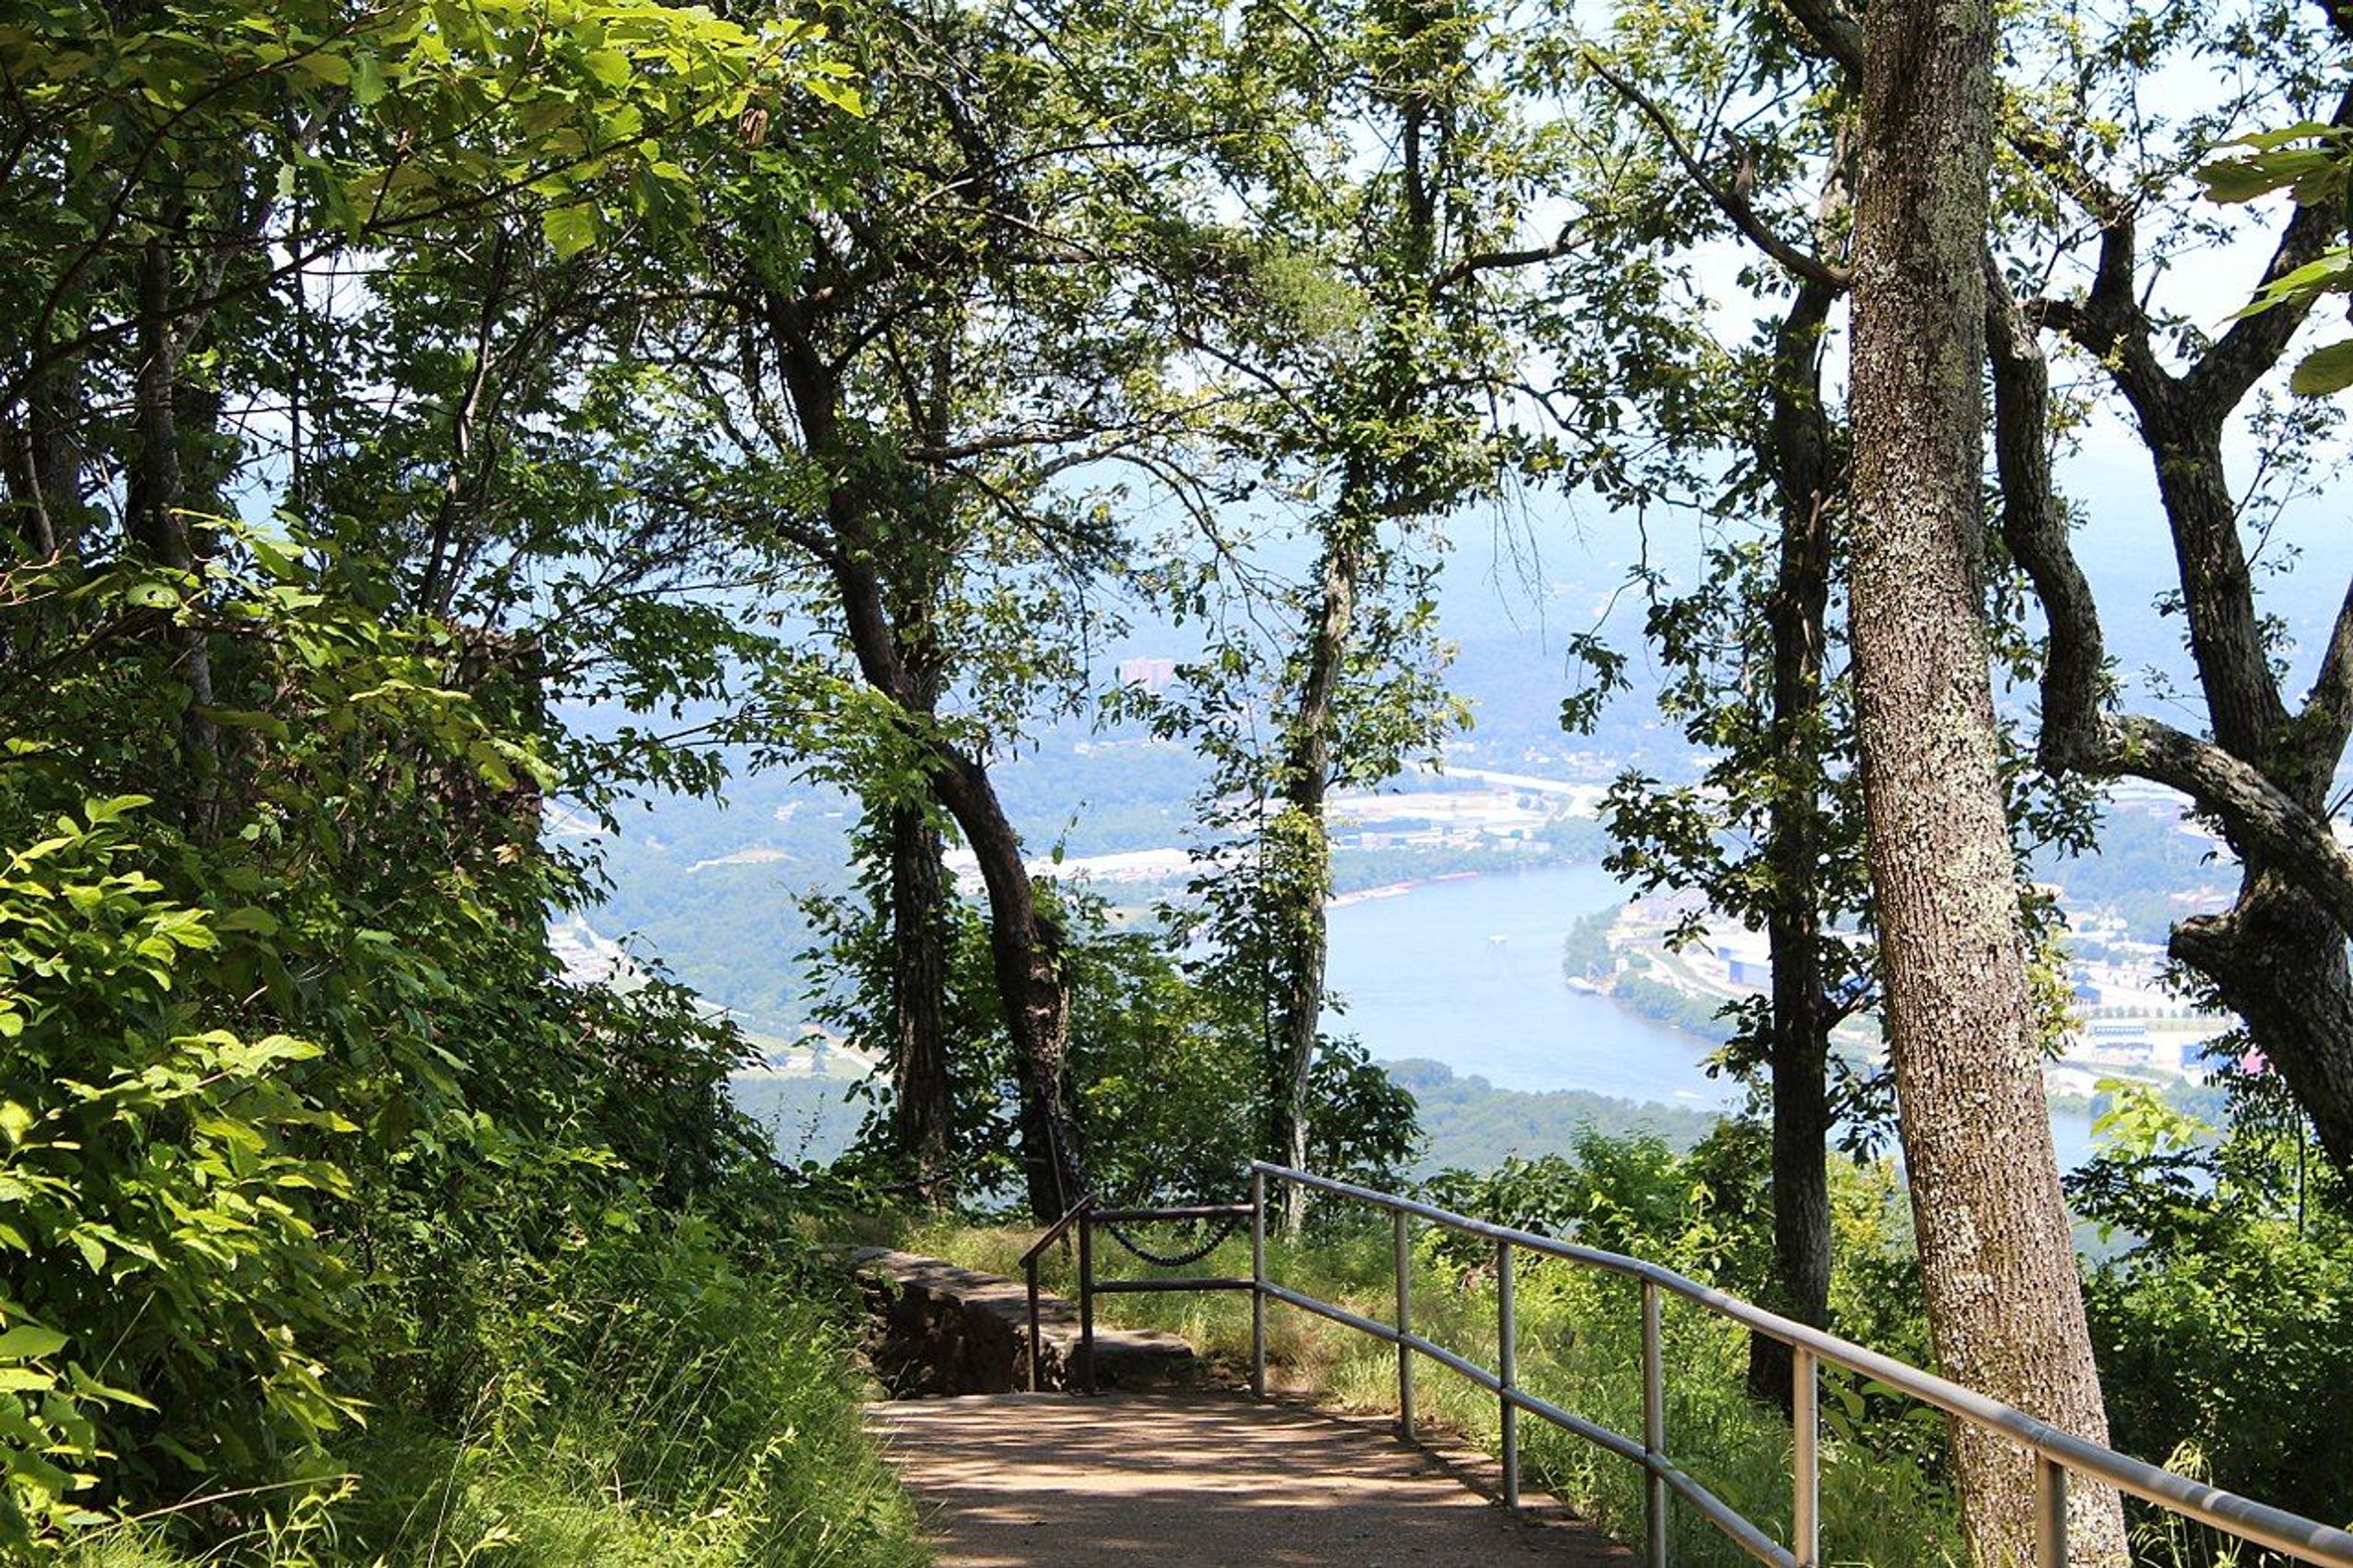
[1642,1278,1667,1568]
[1078,1211,1097,1395]
[1026,1258,1042,1393]
[1498,1237,1518,1509]
[2036,1456,2068,1568]
[1250,1167,1267,1400]
[1792,1346,1818,1567]
[1394,1206,1415,1442]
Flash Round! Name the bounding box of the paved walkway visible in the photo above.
[865,1391,1633,1566]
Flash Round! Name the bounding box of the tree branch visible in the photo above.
[1583,48,1851,292]
[1988,259,2353,936]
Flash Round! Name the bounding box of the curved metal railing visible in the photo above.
[1020,1192,1258,1392]
[1245,1161,2353,1568]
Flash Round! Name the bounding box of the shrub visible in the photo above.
[0,800,358,1547]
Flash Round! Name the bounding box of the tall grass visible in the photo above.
[901,1213,1965,1567]
[64,1222,923,1567]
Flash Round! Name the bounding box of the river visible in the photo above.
[1325,862,2098,1170]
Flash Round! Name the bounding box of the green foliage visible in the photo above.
[807,872,1417,1206]
[2200,122,2353,394]
[63,1219,920,1567]
[0,800,354,1545]
[0,513,915,1557]
[2072,1074,2353,1532]
[388,1217,917,1566]
[0,0,914,1547]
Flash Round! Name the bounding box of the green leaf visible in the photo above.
[2197,144,2343,206]
[351,50,387,107]
[0,1327,69,1361]
[67,1363,156,1412]
[803,75,864,115]
[2290,339,2353,395]
[2222,119,2347,152]
[80,794,152,825]
[583,47,632,88]
[543,203,599,259]
[291,48,351,87]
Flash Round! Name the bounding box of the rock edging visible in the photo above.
[843,1246,1197,1396]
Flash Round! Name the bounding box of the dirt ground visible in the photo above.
[865,1390,1634,1566]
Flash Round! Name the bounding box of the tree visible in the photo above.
[638,0,1238,1217]
[1845,0,2126,1555]
[1777,0,2353,1189]
[1559,40,1874,1398]
[0,3,858,1543]
[1984,0,2353,1181]
[1129,0,1590,1230]
[1567,0,2106,1414]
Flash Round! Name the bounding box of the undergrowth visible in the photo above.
[59,1221,922,1568]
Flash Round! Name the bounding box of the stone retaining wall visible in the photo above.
[844,1247,1196,1396]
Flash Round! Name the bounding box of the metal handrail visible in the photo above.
[1021,1192,1096,1392]
[1020,1191,1099,1270]
[1251,1161,2353,1568]
[1021,1192,1260,1393]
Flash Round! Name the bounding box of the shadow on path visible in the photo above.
[866,1390,1634,1566]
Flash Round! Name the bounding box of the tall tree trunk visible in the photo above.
[770,316,1083,1222]
[129,237,221,834]
[887,802,952,1201]
[1748,276,1840,1409]
[1848,0,2125,1558]
[1265,26,1443,1231]
[830,544,1081,1221]
[1271,531,1358,1236]
[930,751,1081,1219]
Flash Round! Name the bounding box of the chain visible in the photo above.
[1099,1211,1245,1269]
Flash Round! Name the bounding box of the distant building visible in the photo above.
[1713,934,1772,990]
[1116,657,1179,691]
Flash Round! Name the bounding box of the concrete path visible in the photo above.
[865,1391,1633,1566]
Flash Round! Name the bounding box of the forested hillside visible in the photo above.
[4,0,2351,1562]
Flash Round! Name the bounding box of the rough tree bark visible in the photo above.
[1747,273,1840,1409]
[886,801,952,1200]
[1847,0,2126,1558]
